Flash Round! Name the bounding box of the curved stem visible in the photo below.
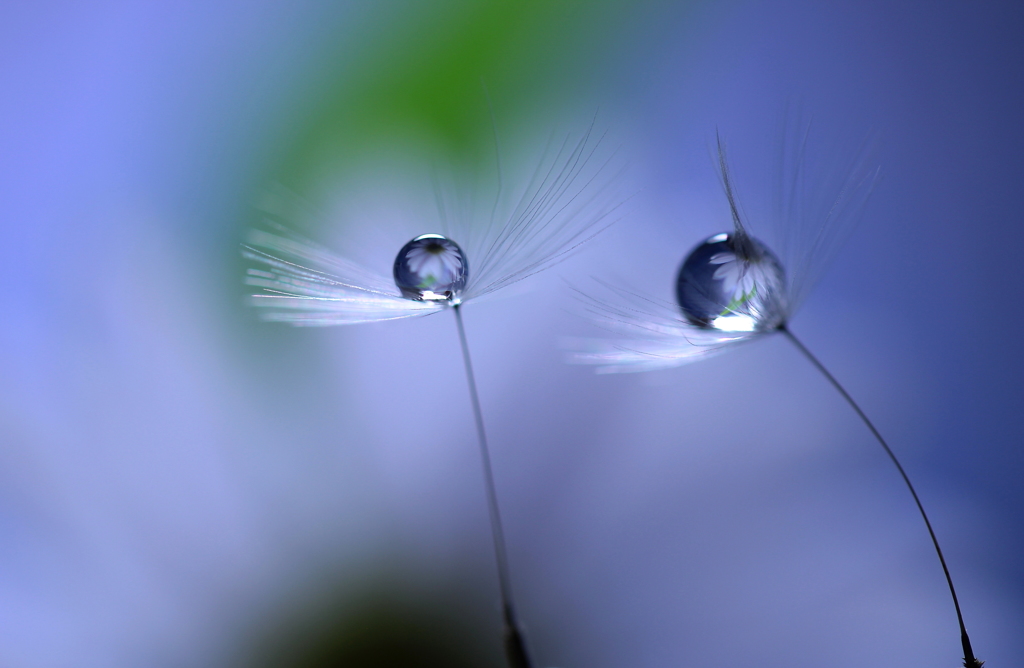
[780,326,981,668]
[452,304,533,668]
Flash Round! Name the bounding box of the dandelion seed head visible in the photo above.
[569,121,877,373]
[243,120,624,326]
[676,231,788,332]
[393,233,468,302]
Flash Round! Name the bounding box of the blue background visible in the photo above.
[1,1,1021,666]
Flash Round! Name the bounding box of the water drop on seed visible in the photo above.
[675,232,787,332]
[393,234,468,302]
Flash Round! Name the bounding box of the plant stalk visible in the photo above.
[780,325,981,668]
[453,304,533,668]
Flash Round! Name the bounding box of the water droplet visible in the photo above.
[675,232,787,332]
[393,234,469,302]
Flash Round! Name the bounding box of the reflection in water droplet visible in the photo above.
[393,234,468,302]
[675,232,787,332]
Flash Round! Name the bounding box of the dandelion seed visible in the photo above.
[571,130,983,668]
[244,121,623,668]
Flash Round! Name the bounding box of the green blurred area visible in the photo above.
[238,568,508,668]
[276,0,638,183]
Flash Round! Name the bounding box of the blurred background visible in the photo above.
[2,1,1022,666]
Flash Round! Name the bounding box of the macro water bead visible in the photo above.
[675,232,787,333]
[393,234,469,302]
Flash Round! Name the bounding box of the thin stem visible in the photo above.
[452,304,533,668]
[780,325,982,668]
